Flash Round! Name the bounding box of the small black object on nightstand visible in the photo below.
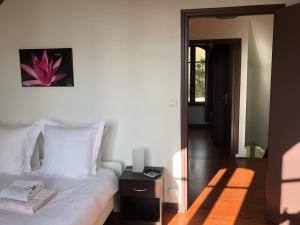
[144,168,162,179]
[119,166,164,225]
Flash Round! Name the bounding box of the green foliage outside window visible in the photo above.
[195,58,206,102]
[188,46,206,103]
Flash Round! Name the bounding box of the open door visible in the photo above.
[267,3,300,224]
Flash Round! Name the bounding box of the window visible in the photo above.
[188,45,207,105]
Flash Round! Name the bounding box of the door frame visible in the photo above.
[180,4,285,211]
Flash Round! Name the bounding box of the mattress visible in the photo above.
[0,168,118,225]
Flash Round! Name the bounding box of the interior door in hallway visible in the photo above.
[211,44,231,149]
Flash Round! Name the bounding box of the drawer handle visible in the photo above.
[133,188,147,192]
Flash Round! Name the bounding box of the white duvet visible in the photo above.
[0,168,118,225]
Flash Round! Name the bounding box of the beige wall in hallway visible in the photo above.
[246,15,274,151]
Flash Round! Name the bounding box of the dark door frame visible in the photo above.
[180,4,285,212]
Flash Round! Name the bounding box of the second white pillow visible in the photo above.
[40,123,104,178]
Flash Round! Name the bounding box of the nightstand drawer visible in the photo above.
[120,180,161,198]
[120,167,164,225]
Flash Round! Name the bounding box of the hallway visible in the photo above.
[188,127,229,205]
[181,127,271,224]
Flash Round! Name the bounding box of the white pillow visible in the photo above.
[38,119,107,162]
[0,122,41,175]
[39,120,105,178]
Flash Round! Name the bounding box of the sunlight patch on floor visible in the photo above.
[202,188,248,225]
[168,168,255,225]
[208,168,227,187]
[168,169,226,225]
[227,168,255,188]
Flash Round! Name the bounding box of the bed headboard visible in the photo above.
[101,161,123,177]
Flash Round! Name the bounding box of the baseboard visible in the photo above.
[163,202,179,212]
[163,202,186,213]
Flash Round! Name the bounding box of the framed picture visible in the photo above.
[19,48,74,87]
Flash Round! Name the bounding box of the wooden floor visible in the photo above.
[166,159,272,225]
[188,128,230,205]
[105,128,272,225]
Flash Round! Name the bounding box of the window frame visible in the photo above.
[188,42,209,106]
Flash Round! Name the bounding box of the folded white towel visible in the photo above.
[0,180,45,202]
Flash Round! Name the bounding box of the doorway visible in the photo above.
[187,39,241,205]
[180,4,286,222]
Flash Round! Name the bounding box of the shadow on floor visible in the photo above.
[168,159,272,225]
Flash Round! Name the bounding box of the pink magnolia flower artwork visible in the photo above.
[19,48,74,87]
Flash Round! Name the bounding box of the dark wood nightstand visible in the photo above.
[119,166,164,225]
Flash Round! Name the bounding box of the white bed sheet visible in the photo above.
[0,168,118,225]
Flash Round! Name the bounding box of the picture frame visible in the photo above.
[19,48,74,87]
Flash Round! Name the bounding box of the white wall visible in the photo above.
[0,0,297,205]
[245,15,274,150]
[189,16,250,156]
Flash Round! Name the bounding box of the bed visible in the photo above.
[0,161,122,225]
